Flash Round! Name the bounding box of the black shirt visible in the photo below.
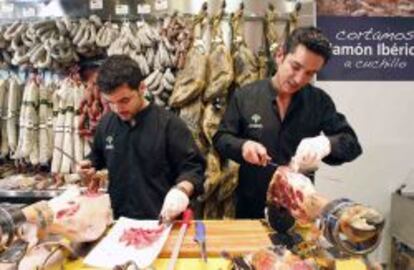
[89,103,205,219]
[212,79,362,218]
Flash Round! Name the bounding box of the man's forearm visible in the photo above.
[213,133,246,164]
[325,133,362,165]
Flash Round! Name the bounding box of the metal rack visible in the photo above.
[390,191,414,270]
[0,189,62,204]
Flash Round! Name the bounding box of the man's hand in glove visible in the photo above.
[160,185,190,223]
[76,160,98,190]
[292,135,331,172]
[242,140,272,166]
[76,160,96,178]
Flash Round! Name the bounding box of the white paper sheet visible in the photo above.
[84,217,172,269]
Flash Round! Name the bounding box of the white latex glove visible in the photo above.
[292,135,331,172]
[160,187,189,222]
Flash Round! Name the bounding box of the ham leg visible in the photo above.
[266,166,384,245]
[22,186,113,243]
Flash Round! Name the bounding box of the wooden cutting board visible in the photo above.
[159,220,272,258]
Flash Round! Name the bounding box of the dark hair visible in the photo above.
[283,26,332,63]
[97,55,143,94]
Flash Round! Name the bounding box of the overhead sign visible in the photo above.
[317,8,414,81]
[115,4,129,15]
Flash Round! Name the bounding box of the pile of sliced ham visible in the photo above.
[119,226,164,249]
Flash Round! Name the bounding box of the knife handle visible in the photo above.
[195,221,206,242]
[182,208,193,226]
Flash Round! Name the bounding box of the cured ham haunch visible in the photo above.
[169,4,208,108]
[203,2,233,102]
[266,166,319,224]
[119,226,164,249]
[231,4,259,88]
[264,3,281,54]
[45,186,113,243]
[266,166,385,245]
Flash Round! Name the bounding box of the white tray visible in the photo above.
[84,217,172,269]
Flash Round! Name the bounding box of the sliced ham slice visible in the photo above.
[119,226,164,249]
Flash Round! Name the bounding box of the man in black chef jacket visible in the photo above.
[78,55,205,221]
[213,26,362,223]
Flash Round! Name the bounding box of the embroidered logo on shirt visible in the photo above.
[105,136,114,150]
[248,113,263,129]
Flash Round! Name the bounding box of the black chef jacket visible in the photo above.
[213,79,362,218]
[89,103,205,219]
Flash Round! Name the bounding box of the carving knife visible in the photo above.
[53,146,102,191]
[166,209,193,270]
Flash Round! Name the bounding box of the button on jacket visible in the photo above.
[213,79,362,218]
[89,103,205,219]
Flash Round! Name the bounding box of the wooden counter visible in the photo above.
[159,219,272,258]
[65,219,270,269]
[64,220,369,270]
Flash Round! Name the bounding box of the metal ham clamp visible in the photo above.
[0,205,27,250]
[0,202,53,264]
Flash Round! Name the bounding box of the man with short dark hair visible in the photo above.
[213,27,362,221]
[78,55,205,221]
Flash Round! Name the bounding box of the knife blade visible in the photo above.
[158,214,172,226]
[268,158,342,183]
[166,209,192,270]
[54,146,79,166]
[267,161,279,168]
[290,156,345,182]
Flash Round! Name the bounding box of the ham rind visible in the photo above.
[48,187,113,243]
[119,226,164,249]
[267,167,385,246]
[56,203,80,219]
